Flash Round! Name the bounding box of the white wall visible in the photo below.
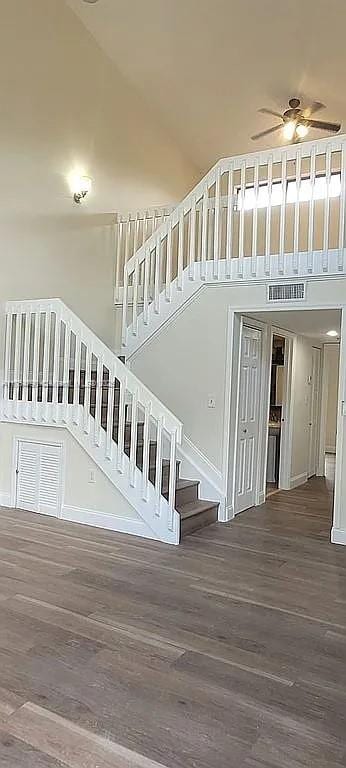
[289,336,320,483]
[0,0,197,347]
[324,344,340,453]
[0,422,148,537]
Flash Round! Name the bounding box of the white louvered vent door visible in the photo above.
[38,444,62,516]
[16,441,40,512]
[16,441,62,517]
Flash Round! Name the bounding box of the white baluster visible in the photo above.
[22,310,31,418]
[129,389,138,487]
[323,145,332,272]
[31,309,40,422]
[338,142,346,271]
[238,161,246,277]
[142,401,151,501]
[155,415,163,516]
[177,208,184,289]
[62,319,71,423]
[121,265,129,347]
[93,355,102,447]
[279,152,287,275]
[83,343,92,435]
[200,188,208,280]
[143,247,150,324]
[132,257,139,336]
[105,365,115,460]
[213,167,221,278]
[251,160,259,277]
[265,155,273,276]
[116,377,126,473]
[165,227,173,300]
[73,328,81,425]
[226,165,234,278]
[308,147,316,273]
[52,308,61,423]
[3,312,11,414]
[12,312,21,416]
[189,198,196,280]
[293,149,302,273]
[154,239,161,314]
[168,428,177,531]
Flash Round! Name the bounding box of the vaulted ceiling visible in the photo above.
[67,0,346,174]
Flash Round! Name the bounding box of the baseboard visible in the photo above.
[0,492,11,508]
[289,472,308,489]
[61,505,152,539]
[331,527,346,546]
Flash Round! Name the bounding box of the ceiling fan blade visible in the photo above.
[251,124,283,141]
[304,101,325,117]
[307,119,341,133]
[258,107,283,119]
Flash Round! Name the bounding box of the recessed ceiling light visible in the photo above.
[82,0,100,4]
[326,330,339,337]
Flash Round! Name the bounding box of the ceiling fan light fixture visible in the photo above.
[296,123,309,138]
[283,121,296,140]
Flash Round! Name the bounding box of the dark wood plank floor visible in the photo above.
[0,458,346,766]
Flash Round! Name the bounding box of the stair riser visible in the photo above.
[181,506,218,537]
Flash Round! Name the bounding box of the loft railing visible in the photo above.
[1,299,182,543]
[114,205,175,303]
[121,136,346,345]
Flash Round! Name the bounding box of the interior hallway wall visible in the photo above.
[323,344,340,453]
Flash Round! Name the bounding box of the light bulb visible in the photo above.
[69,173,92,204]
[326,330,339,337]
[283,121,296,140]
[296,123,309,138]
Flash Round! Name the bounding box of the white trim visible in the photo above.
[289,472,308,489]
[325,445,337,454]
[178,435,226,520]
[331,527,346,546]
[61,505,153,539]
[0,492,11,507]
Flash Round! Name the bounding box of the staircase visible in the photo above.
[0,299,218,543]
[119,135,346,357]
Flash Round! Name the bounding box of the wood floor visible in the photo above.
[0,460,346,766]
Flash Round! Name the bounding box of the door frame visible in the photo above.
[308,346,322,478]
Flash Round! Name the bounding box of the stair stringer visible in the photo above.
[1,402,180,545]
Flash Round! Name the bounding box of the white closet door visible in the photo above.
[16,440,62,517]
[235,326,262,514]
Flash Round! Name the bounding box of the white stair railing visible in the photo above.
[114,205,175,303]
[122,135,346,347]
[1,299,182,543]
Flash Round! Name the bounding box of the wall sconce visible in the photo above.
[70,175,92,204]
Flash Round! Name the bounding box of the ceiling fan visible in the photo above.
[251,98,341,142]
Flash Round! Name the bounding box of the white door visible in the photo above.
[16,440,63,517]
[308,348,321,478]
[235,326,262,514]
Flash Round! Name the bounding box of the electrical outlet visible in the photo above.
[208,397,216,409]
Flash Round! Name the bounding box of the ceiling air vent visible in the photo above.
[268,283,305,302]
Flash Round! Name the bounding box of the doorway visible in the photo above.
[266,334,286,497]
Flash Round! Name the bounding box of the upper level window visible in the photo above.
[237,172,341,211]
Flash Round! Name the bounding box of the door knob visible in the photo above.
[243,428,247,434]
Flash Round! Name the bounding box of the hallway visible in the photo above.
[0,467,345,766]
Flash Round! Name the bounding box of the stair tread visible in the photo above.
[177,499,219,519]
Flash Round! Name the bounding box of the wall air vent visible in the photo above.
[268,283,305,303]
